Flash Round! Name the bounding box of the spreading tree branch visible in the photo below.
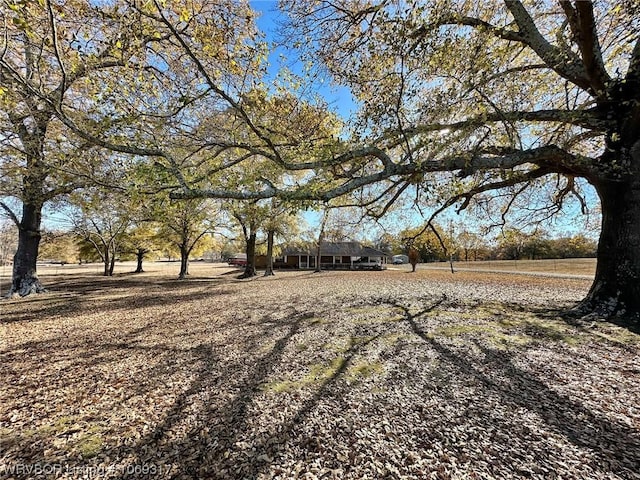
[0,201,20,227]
[392,108,610,144]
[415,14,524,43]
[45,0,67,102]
[559,0,610,95]
[171,145,595,202]
[504,0,592,92]
[416,1,592,92]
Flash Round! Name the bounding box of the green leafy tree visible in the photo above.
[229,200,267,278]
[0,219,17,267]
[38,231,78,264]
[70,189,132,276]
[123,223,160,274]
[400,224,448,263]
[550,234,598,259]
[0,0,153,294]
[260,200,303,276]
[0,0,262,295]
[457,229,486,262]
[156,199,217,280]
[408,247,420,273]
[496,228,529,261]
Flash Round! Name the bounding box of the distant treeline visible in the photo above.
[382,227,597,263]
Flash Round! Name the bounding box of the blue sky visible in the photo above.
[250,0,357,121]
[248,1,600,239]
[32,2,599,240]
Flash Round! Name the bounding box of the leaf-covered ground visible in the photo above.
[2,266,639,479]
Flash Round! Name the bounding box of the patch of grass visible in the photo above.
[308,356,347,381]
[380,333,411,346]
[449,258,596,276]
[488,332,534,350]
[15,416,79,439]
[0,417,104,459]
[74,427,103,459]
[347,305,405,323]
[264,355,385,392]
[307,317,329,326]
[263,356,347,393]
[494,317,522,327]
[346,305,385,314]
[319,335,378,355]
[263,379,300,393]
[435,324,495,338]
[582,324,640,346]
[346,361,384,383]
[348,336,378,348]
[433,322,531,349]
[430,315,584,348]
[520,321,581,345]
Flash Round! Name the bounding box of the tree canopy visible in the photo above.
[2,0,639,323]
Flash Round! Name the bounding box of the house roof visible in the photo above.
[283,241,386,257]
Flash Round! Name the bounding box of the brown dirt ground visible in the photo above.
[1,264,639,479]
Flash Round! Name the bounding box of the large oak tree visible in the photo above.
[0,0,261,295]
[4,0,639,326]
[178,0,639,322]
[0,0,152,294]
[285,0,640,321]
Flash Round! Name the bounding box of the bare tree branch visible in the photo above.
[392,108,610,144]
[171,145,594,202]
[416,14,524,43]
[0,201,20,227]
[45,0,67,102]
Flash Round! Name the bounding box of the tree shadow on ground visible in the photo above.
[1,298,383,479]
[1,306,309,469]
[110,315,382,479]
[515,295,640,335]
[0,275,241,324]
[3,287,639,479]
[386,298,640,477]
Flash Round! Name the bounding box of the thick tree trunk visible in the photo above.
[241,232,257,278]
[408,248,419,273]
[178,246,189,280]
[577,177,640,324]
[135,249,145,273]
[9,202,46,297]
[264,229,275,277]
